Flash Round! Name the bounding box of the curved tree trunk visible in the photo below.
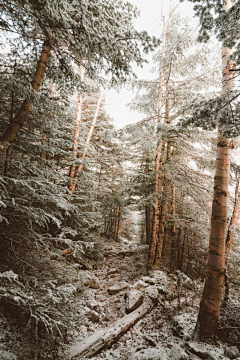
[0,38,53,155]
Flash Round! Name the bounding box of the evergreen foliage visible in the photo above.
[1,0,240,354]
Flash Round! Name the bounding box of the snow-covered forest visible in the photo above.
[1,0,240,359]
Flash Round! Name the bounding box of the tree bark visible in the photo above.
[198,136,232,337]
[197,0,234,337]
[224,177,239,304]
[0,38,53,155]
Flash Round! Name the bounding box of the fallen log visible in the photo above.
[69,296,154,359]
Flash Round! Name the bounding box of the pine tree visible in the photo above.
[128,12,221,274]
[0,0,159,155]
[182,0,236,337]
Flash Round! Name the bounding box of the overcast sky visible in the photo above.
[105,0,197,129]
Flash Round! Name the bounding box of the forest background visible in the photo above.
[1,0,240,359]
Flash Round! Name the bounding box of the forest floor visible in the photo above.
[0,238,240,360]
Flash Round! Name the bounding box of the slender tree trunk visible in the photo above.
[197,0,234,337]
[140,222,145,242]
[186,238,190,276]
[146,22,167,274]
[105,211,112,237]
[170,184,177,269]
[155,136,172,266]
[177,229,185,271]
[144,163,151,245]
[69,77,110,194]
[0,38,53,155]
[114,204,120,241]
[154,56,172,267]
[224,177,240,304]
[161,227,168,262]
[171,226,180,271]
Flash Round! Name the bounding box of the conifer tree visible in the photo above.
[128,12,221,274]
[182,0,237,337]
[0,0,159,155]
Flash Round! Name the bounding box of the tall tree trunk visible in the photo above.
[0,38,53,155]
[177,229,185,271]
[69,76,110,195]
[154,53,172,267]
[144,162,151,245]
[155,136,172,267]
[197,137,232,336]
[114,204,120,241]
[170,184,177,269]
[224,177,240,304]
[198,1,234,335]
[171,226,180,271]
[186,237,190,276]
[140,222,145,242]
[146,22,167,274]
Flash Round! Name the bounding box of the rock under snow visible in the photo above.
[224,346,240,359]
[86,309,100,322]
[88,301,100,312]
[142,276,156,285]
[107,268,120,275]
[85,277,100,289]
[128,347,169,360]
[145,286,159,304]
[108,281,129,295]
[126,288,143,314]
[133,280,149,291]
[95,294,107,302]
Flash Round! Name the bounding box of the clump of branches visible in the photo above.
[0,270,72,341]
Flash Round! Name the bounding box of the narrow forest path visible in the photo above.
[0,238,239,359]
[63,240,238,360]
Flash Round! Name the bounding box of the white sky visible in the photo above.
[105,0,197,129]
